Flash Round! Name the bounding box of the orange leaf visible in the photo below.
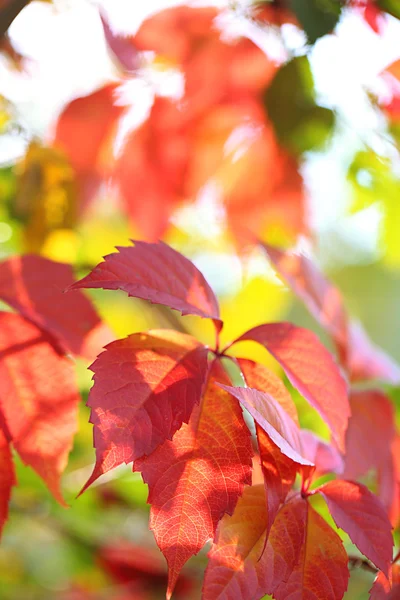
[203,485,307,599]
[81,330,209,492]
[135,361,253,599]
[0,312,79,504]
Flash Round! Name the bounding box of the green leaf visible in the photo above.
[289,0,343,44]
[264,56,335,154]
[377,0,400,20]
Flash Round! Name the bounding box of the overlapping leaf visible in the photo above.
[273,499,349,600]
[0,254,112,360]
[370,564,400,599]
[317,480,393,576]
[69,240,222,330]
[81,330,209,492]
[0,429,15,537]
[203,485,307,600]
[0,312,80,505]
[231,322,350,451]
[135,361,253,599]
[300,430,344,479]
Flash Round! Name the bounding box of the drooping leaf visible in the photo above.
[343,389,395,481]
[69,240,222,330]
[0,312,80,504]
[231,322,350,452]
[317,479,393,576]
[273,500,349,600]
[289,0,343,44]
[135,361,253,599]
[203,485,307,600]
[0,254,112,360]
[264,56,335,154]
[81,330,209,492]
[218,384,312,468]
[0,430,15,537]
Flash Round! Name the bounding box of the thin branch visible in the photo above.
[0,0,29,39]
[348,556,378,574]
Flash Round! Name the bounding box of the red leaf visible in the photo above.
[53,83,124,207]
[69,240,222,331]
[378,435,400,528]
[0,430,15,537]
[0,312,79,504]
[0,254,112,360]
[203,485,307,600]
[238,359,301,536]
[237,358,299,425]
[274,500,349,600]
[135,361,253,599]
[317,480,393,576]
[231,322,350,452]
[370,565,400,600]
[262,244,400,385]
[218,384,312,467]
[300,430,344,479]
[343,390,395,481]
[81,330,209,492]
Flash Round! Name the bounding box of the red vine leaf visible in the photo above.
[0,254,112,360]
[135,361,253,599]
[0,312,79,504]
[273,500,349,600]
[231,322,350,452]
[370,564,400,600]
[81,330,209,493]
[203,484,307,600]
[300,430,344,479]
[69,240,222,331]
[317,479,393,576]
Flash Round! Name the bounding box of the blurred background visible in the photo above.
[0,0,400,598]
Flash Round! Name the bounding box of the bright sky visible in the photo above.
[1,0,400,269]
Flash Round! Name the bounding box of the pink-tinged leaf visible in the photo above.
[0,430,15,538]
[317,480,393,576]
[231,322,350,452]
[344,390,395,481]
[262,243,348,349]
[82,330,209,492]
[274,500,349,600]
[347,321,400,385]
[238,358,301,536]
[135,361,253,599]
[237,358,299,425]
[203,485,307,600]
[0,312,80,504]
[0,254,113,360]
[100,13,138,72]
[370,565,400,600]
[69,240,222,331]
[218,384,313,468]
[300,430,344,479]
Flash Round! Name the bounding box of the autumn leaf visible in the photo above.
[81,330,209,493]
[53,83,124,208]
[370,564,400,600]
[203,485,307,600]
[300,430,344,479]
[69,240,222,331]
[273,499,349,600]
[135,361,253,599]
[317,480,393,576]
[230,322,350,452]
[0,254,112,360]
[0,429,15,537]
[0,312,80,504]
